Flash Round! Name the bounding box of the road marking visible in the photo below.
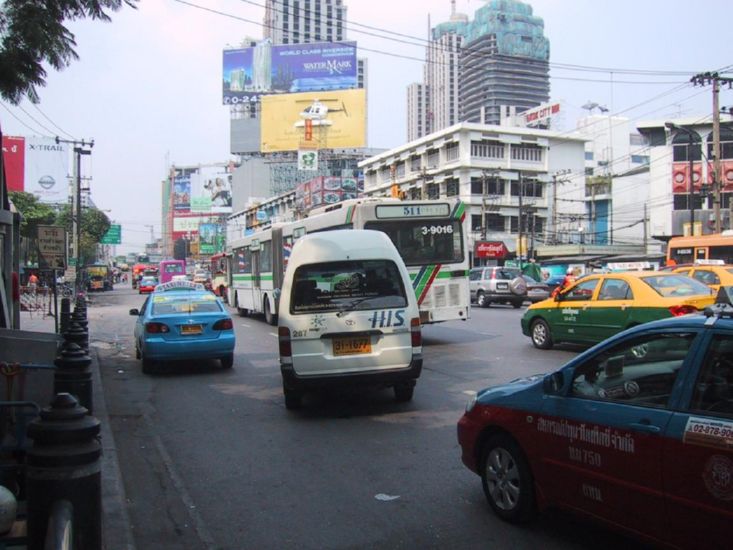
[462,390,477,396]
[240,323,251,327]
[269,332,278,338]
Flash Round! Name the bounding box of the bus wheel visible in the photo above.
[264,297,278,326]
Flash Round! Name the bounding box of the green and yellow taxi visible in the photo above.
[521,271,715,349]
[671,263,733,294]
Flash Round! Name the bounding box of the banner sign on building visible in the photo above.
[261,89,366,153]
[298,149,319,171]
[474,241,509,259]
[189,167,233,214]
[198,223,219,254]
[173,174,191,211]
[1,135,25,192]
[521,102,561,127]
[37,225,67,269]
[223,41,357,105]
[24,136,69,204]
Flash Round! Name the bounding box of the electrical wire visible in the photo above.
[30,103,77,140]
[0,102,53,137]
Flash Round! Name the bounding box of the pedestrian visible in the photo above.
[28,271,39,293]
[522,258,543,282]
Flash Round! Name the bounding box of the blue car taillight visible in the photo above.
[145,322,169,334]
[213,318,233,330]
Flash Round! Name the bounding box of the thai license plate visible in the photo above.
[333,336,371,356]
[181,324,202,335]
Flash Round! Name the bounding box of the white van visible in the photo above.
[277,229,423,409]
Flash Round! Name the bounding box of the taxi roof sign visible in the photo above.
[154,280,205,292]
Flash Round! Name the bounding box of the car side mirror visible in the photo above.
[129,308,139,316]
[543,371,564,394]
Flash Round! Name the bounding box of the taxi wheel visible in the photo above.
[530,319,553,350]
[135,344,141,360]
[480,434,536,523]
[394,383,414,402]
[477,292,489,308]
[220,354,234,369]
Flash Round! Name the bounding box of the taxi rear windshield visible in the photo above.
[641,274,712,297]
[291,260,408,314]
[152,295,223,315]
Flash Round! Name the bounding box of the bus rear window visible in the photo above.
[364,220,464,266]
[291,260,407,314]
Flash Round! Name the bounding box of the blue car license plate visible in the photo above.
[181,325,202,335]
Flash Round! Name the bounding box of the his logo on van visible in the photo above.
[368,310,405,329]
[310,314,326,331]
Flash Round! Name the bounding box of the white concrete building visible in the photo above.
[359,122,588,264]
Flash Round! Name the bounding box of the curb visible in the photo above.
[90,347,136,550]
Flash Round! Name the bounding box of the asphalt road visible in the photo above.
[90,286,646,550]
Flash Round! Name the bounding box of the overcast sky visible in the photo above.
[2,0,731,254]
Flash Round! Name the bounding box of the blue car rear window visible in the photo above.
[152,294,222,315]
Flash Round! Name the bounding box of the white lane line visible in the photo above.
[240,323,251,327]
[462,390,477,396]
[269,332,278,338]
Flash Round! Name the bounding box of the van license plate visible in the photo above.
[181,325,202,335]
[333,336,371,356]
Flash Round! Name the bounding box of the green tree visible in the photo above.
[0,0,137,104]
[57,205,111,265]
[8,191,57,238]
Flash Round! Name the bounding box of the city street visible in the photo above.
[90,286,645,550]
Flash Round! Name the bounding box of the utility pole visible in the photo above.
[691,72,733,232]
[56,137,94,288]
[551,169,571,244]
[517,171,523,262]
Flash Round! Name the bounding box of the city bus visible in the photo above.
[158,259,187,284]
[666,232,733,265]
[210,252,230,301]
[227,198,469,325]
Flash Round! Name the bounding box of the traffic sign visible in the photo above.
[101,224,122,244]
[37,225,67,269]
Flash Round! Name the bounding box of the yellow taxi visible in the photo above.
[521,271,716,349]
[671,262,733,294]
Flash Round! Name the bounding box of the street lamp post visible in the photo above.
[666,123,700,236]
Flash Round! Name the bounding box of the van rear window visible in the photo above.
[291,260,408,314]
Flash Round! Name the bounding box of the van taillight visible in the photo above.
[669,305,698,317]
[145,322,169,334]
[213,318,233,330]
[278,326,292,357]
[411,318,422,347]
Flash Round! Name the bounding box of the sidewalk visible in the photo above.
[16,309,136,550]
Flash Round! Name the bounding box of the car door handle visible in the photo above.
[629,422,661,434]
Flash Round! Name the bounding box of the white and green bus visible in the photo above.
[227,198,470,325]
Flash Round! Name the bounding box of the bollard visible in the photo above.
[59,298,71,335]
[63,322,88,354]
[54,342,93,413]
[26,393,101,550]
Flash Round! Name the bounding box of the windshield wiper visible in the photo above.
[336,297,374,317]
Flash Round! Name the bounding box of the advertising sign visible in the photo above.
[474,241,509,259]
[37,225,66,269]
[223,41,357,105]
[298,149,319,171]
[189,167,233,214]
[100,224,122,245]
[261,89,366,153]
[24,136,69,204]
[1,135,25,192]
[173,174,191,211]
[522,102,561,127]
[198,223,219,254]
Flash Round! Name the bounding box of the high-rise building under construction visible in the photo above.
[407,0,550,139]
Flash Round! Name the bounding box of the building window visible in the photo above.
[511,180,543,198]
[471,214,482,231]
[470,177,483,195]
[426,149,439,168]
[510,145,543,162]
[487,178,504,196]
[427,183,439,199]
[585,167,594,176]
[486,213,504,232]
[410,156,421,172]
[585,151,594,160]
[446,179,459,197]
[445,143,459,161]
[395,162,405,178]
[471,140,504,159]
[631,155,650,164]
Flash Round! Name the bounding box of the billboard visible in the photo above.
[260,89,366,153]
[24,136,69,203]
[189,167,233,214]
[198,223,220,254]
[2,135,25,192]
[173,174,191,211]
[223,41,357,105]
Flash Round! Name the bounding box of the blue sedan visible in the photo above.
[130,280,236,373]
